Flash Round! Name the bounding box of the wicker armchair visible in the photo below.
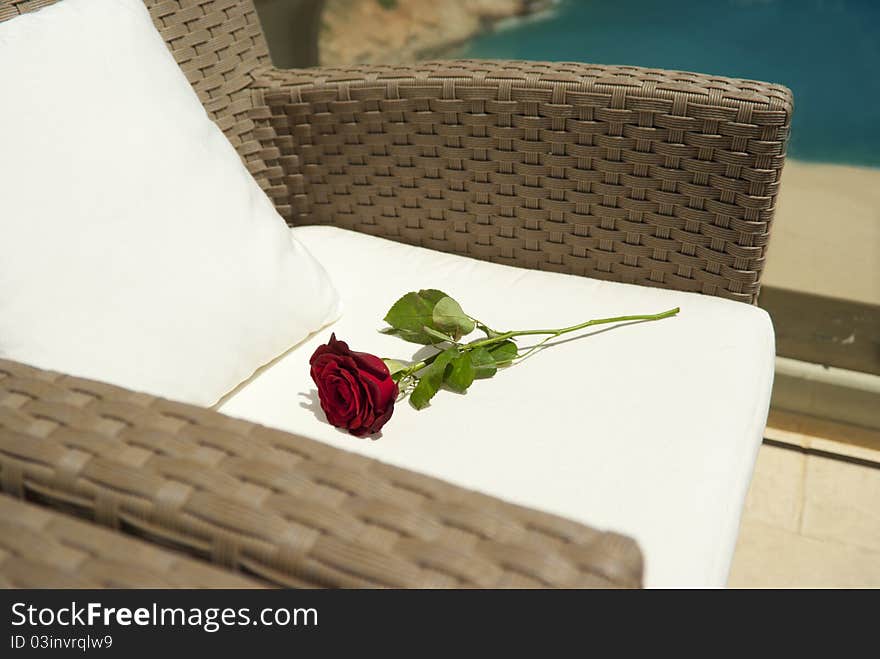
[0,0,792,588]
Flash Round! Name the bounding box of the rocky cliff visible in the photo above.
[319,0,553,65]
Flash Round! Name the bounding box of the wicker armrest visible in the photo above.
[250,61,792,304]
[0,358,642,588]
[0,494,263,588]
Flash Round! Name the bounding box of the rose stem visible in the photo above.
[402,306,680,376]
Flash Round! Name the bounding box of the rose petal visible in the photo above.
[309,335,397,437]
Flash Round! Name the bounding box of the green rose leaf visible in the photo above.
[446,352,476,393]
[469,346,497,379]
[383,289,452,344]
[421,325,456,344]
[380,327,435,345]
[384,289,447,331]
[382,358,409,374]
[382,358,409,380]
[489,340,518,365]
[432,296,475,340]
[410,347,457,410]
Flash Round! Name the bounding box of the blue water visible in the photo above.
[462,0,880,167]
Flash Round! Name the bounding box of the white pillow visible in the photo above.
[0,0,341,406]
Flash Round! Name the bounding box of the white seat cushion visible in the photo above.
[220,226,775,588]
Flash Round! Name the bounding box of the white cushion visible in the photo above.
[0,0,340,406]
[220,226,775,588]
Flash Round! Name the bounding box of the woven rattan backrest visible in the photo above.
[0,0,270,167]
[255,61,792,303]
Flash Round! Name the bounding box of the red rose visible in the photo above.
[309,334,398,437]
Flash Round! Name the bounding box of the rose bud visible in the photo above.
[309,334,398,437]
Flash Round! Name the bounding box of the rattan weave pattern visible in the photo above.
[0,494,264,588]
[252,61,792,303]
[145,0,270,159]
[0,359,643,588]
[0,0,53,18]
